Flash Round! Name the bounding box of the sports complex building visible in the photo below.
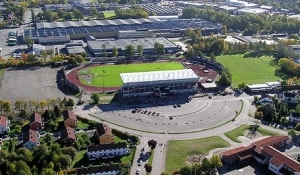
[23,18,222,44]
[119,69,199,98]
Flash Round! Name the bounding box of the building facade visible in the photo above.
[23,129,40,151]
[63,110,78,128]
[0,115,10,135]
[120,69,199,98]
[29,113,43,131]
[86,142,128,160]
[76,164,120,175]
[95,123,114,144]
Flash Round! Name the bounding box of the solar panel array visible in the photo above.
[138,4,179,15]
[25,19,221,37]
[23,29,68,38]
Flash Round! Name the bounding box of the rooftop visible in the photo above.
[23,129,38,143]
[0,115,8,126]
[30,113,42,124]
[120,69,199,84]
[87,142,127,152]
[262,146,300,172]
[76,164,120,174]
[63,110,77,121]
[60,126,76,141]
[96,123,113,137]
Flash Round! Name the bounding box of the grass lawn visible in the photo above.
[121,148,135,165]
[77,120,89,129]
[165,136,230,173]
[78,62,184,87]
[103,11,116,18]
[71,150,86,168]
[225,124,279,143]
[147,149,154,165]
[217,54,279,86]
[224,124,250,143]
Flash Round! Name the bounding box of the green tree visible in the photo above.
[295,123,300,131]
[90,7,99,18]
[98,12,105,19]
[91,93,100,104]
[14,100,23,113]
[137,44,144,58]
[24,37,33,48]
[57,155,72,170]
[41,50,48,63]
[288,129,297,139]
[2,101,11,113]
[44,133,53,146]
[222,25,227,35]
[73,9,84,20]
[28,54,37,62]
[295,104,300,112]
[209,52,216,62]
[238,82,246,90]
[154,42,165,57]
[75,55,84,64]
[125,44,135,59]
[62,147,76,160]
[16,148,33,163]
[102,44,107,59]
[112,46,119,59]
[186,45,195,59]
[8,160,32,175]
[179,166,192,175]
[43,10,53,21]
[31,8,35,23]
[211,155,222,168]
[200,157,212,174]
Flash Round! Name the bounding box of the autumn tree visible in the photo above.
[14,100,23,113]
[40,100,47,112]
[112,46,119,59]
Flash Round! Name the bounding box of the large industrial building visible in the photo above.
[87,37,180,56]
[119,69,199,98]
[23,18,222,44]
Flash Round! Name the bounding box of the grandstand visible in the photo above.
[24,18,222,43]
[119,69,199,98]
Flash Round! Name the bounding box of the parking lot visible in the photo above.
[0,67,66,101]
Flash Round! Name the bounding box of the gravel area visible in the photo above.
[0,66,66,102]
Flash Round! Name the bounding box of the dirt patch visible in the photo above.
[186,154,207,165]
[242,129,263,140]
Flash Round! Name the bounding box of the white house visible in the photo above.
[27,44,56,56]
[0,115,10,134]
[86,142,128,161]
[282,92,298,103]
[289,113,300,123]
[23,129,40,151]
[76,164,120,175]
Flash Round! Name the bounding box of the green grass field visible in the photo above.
[103,11,116,18]
[224,124,279,143]
[78,62,184,87]
[217,54,279,86]
[165,136,230,173]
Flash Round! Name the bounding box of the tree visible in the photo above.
[28,54,37,62]
[137,44,144,59]
[62,147,76,160]
[186,45,195,59]
[44,133,53,146]
[144,164,152,173]
[40,100,47,112]
[154,42,165,57]
[75,55,84,64]
[16,148,32,163]
[53,105,61,118]
[32,100,39,112]
[125,45,135,59]
[179,166,192,175]
[2,101,11,113]
[57,155,71,170]
[98,12,105,19]
[254,111,263,120]
[43,10,53,21]
[73,9,84,20]
[200,157,212,174]
[102,44,107,60]
[8,160,32,175]
[288,129,297,139]
[112,46,119,59]
[67,98,75,107]
[24,37,33,48]
[91,93,100,104]
[14,100,23,113]
[294,123,300,131]
[147,139,157,149]
[90,7,99,18]
[238,82,246,90]
[222,25,227,35]
[210,52,216,62]
[211,155,222,169]
[31,8,35,23]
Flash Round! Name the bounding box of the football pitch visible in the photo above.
[77,62,185,87]
[217,54,279,86]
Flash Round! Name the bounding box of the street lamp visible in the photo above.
[102,69,105,93]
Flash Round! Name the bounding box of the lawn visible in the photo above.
[103,11,116,18]
[165,136,230,173]
[78,62,184,87]
[217,54,279,86]
[224,124,279,143]
[77,120,89,129]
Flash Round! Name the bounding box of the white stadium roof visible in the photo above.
[120,69,199,84]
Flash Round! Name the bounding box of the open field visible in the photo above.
[165,136,230,173]
[224,124,279,143]
[78,62,184,87]
[217,54,279,86]
[103,11,116,18]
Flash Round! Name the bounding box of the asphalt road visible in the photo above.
[73,94,289,175]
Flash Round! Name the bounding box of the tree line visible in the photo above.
[247,0,300,14]
[181,7,300,34]
[115,6,149,19]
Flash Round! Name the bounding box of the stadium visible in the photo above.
[23,18,222,44]
[63,60,219,98]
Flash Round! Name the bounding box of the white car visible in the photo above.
[136,168,140,174]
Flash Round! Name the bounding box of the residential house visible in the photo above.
[63,110,77,128]
[29,113,43,130]
[282,92,298,103]
[60,126,76,145]
[289,112,300,123]
[23,129,40,151]
[0,115,10,134]
[76,164,120,175]
[95,123,114,144]
[26,44,56,56]
[86,142,128,160]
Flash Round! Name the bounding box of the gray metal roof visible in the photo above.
[36,18,161,29]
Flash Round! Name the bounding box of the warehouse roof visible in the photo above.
[36,18,161,29]
[120,69,199,84]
